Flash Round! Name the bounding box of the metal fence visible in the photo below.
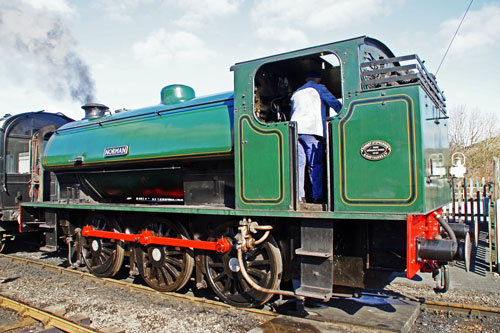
[445,177,492,225]
[443,157,499,273]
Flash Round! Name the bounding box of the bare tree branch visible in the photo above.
[448,105,500,179]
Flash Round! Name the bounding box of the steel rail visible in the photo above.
[0,253,277,318]
[0,294,97,333]
[422,300,500,318]
[361,292,500,318]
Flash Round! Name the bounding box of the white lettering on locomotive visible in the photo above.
[104,145,129,158]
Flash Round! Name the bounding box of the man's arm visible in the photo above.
[317,84,342,113]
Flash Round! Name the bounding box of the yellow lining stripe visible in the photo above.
[338,94,418,206]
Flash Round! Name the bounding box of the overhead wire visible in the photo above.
[435,0,474,74]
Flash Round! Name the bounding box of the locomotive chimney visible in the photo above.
[82,103,109,119]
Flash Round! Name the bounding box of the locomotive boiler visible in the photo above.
[43,86,235,205]
[16,36,471,308]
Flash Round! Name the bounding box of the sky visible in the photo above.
[0,0,498,123]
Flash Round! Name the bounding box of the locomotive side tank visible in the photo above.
[43,87,234,203]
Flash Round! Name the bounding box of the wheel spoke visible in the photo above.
[101,241,114,247]
[164,250,183,256]
[247,268,268,282]
[99,253,111,267]
[154,267,164,285]
[160,266,174,285]
[91,253,98,267]
[246,249,264,261]
[101,247,114,256]
[247,259,270,267]
[235,277,246,294]
[163,261,181,279]
[213,271,227,283]
[164,256,183,268]
[222,276,232,295]
[209,262,224,268]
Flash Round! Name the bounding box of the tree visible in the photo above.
[447,105,500,179]
[448,105,498,148]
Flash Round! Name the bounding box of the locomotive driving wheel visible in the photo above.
[204,223,282,307]
[80,213,125,278]
[135,218,194,292]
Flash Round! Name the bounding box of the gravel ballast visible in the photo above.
[0,255,269,332]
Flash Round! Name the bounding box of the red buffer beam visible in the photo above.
[81,226,231,253]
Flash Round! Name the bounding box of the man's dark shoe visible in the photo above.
[311,198,323,204]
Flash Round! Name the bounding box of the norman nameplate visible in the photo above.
[104,145,129,158]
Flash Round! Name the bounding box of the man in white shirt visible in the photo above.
[291,71,342,204]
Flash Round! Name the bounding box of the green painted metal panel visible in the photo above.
[419,90,452,211]
[341,97,415,201]
[239,116,284,203]
[44,98,234,170]
[332,84,451,214]
[237,115,289,207]
[333,86,425,213]
[20,201,408,221]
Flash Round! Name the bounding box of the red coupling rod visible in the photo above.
[81,226,231,253]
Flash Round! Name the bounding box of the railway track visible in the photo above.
[362,291,500,318]
[0,294,96,332]
[421,300,500,318]
[1,253,498,332]
[0,253,276,317]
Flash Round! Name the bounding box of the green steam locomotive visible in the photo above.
[4,36,470,308]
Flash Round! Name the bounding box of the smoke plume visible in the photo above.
[0,1,95,104]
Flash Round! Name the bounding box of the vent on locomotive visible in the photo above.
[253,52,342,123]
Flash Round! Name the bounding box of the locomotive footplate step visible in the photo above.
[255,296,419,332]
[276,295,419,332]
[251,315,378,333]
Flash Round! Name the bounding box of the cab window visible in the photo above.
[253,52,342,123]
[6,137,30,174]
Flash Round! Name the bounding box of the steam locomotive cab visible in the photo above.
[234,37,450,214]
[0,111,72,251]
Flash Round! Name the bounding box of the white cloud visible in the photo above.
[21,0,73,14]
[93,0,155,21]
[170,0,243,29]
[439,4,500,55]
[93,0,241,26]
[250,0,397,43]
[133,29,215,65]
[255,26,308,44]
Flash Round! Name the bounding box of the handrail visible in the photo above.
[360,54,446,114]
[55,96,234,134]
